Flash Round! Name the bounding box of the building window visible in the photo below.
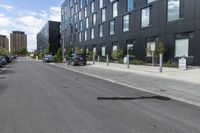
[146,41,155,57]
[167,0,180,22]
[80,21,83,31]
[84,30,88,40]
[123,14,130,32]
[92,13,97,25]
[85,0,89,4]
[75,4,78,13]
[70,0,73,7]
[80,0,83,9]
[101,8,106,22]
[100,0,104,8]
[175,39,189,57]
[141,7,150,28]
[112,2,118,18]
[74,14,77,23]
[101,46,106,56]
[86,17,89,28]
[84,7,87,17]
[147,0,156,3]
[112,42,118,52]
[91,1,95,13]
[93,47,96,54]
[127,40,135,56]
[73,34,76,42]
[79,32,82,42]
[109,20,115,35]
[78,11,82,21]
[127,0,134,11]
[91,28,94,39]
[99,24,103,37]
[75,24,78,32]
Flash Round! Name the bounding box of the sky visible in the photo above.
[0,0,63,52]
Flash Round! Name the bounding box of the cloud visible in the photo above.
[0,6,61,51]
[0,13,12,27]
[49,6,61,21]
[0,4,15,11]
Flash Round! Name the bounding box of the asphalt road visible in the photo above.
[0,57,200,133]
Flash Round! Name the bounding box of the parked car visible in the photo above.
[67,53,87,66]
[0,56,3,67]
[0,55,8,65]
[2,55,12,63]
[43,55,53,63]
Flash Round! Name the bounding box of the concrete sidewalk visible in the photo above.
[49,62,200,107]
[88,61,200,85]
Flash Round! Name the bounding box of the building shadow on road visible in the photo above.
[97,96,171,101]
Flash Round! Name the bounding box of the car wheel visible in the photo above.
[83,63,86,66]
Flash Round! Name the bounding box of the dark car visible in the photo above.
[0,56,3,67]
[2,55,12,63]
[43,55,53,63]
[67,53,87,66]
[0,56,7,66]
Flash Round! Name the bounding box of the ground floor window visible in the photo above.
[112,42,119,52]
[93,47,96,55]
[101,46,106,57]
[146,41,155,57]
[127,40,135,56]
[175,39,189,57]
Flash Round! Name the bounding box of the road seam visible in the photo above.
[49,63,200,107]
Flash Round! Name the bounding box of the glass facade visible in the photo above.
[101,8,106,22]
[109,20,115,35]
[167,0,180,22]
[123,14,130,32]
[141,7,150,28]
[113,2,118,18]
[99,24,103,38]
[127,0,134,11]
[175,39,189,57]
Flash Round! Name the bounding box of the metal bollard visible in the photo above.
[159,54,163,73]
[127,54,130,69]
[107,54,109,66]
[98,55,100,62]
[93,54,95,64]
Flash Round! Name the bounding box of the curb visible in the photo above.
[49,63,200,107]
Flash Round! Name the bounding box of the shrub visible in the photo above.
[53,55,57,63]
[99,57,106,62]
[164,59,178,68]
[66,48,73,58]
[112,49,124,63]
[87,50,94,60]
[76,47,84,54]
[56,48,63,63]
[130,60,147,65]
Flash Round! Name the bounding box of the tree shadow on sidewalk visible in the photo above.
[97,96,170,101]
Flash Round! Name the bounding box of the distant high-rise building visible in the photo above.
[37,21,61,55]
[10,31,27,53]
[0,35,9,51]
